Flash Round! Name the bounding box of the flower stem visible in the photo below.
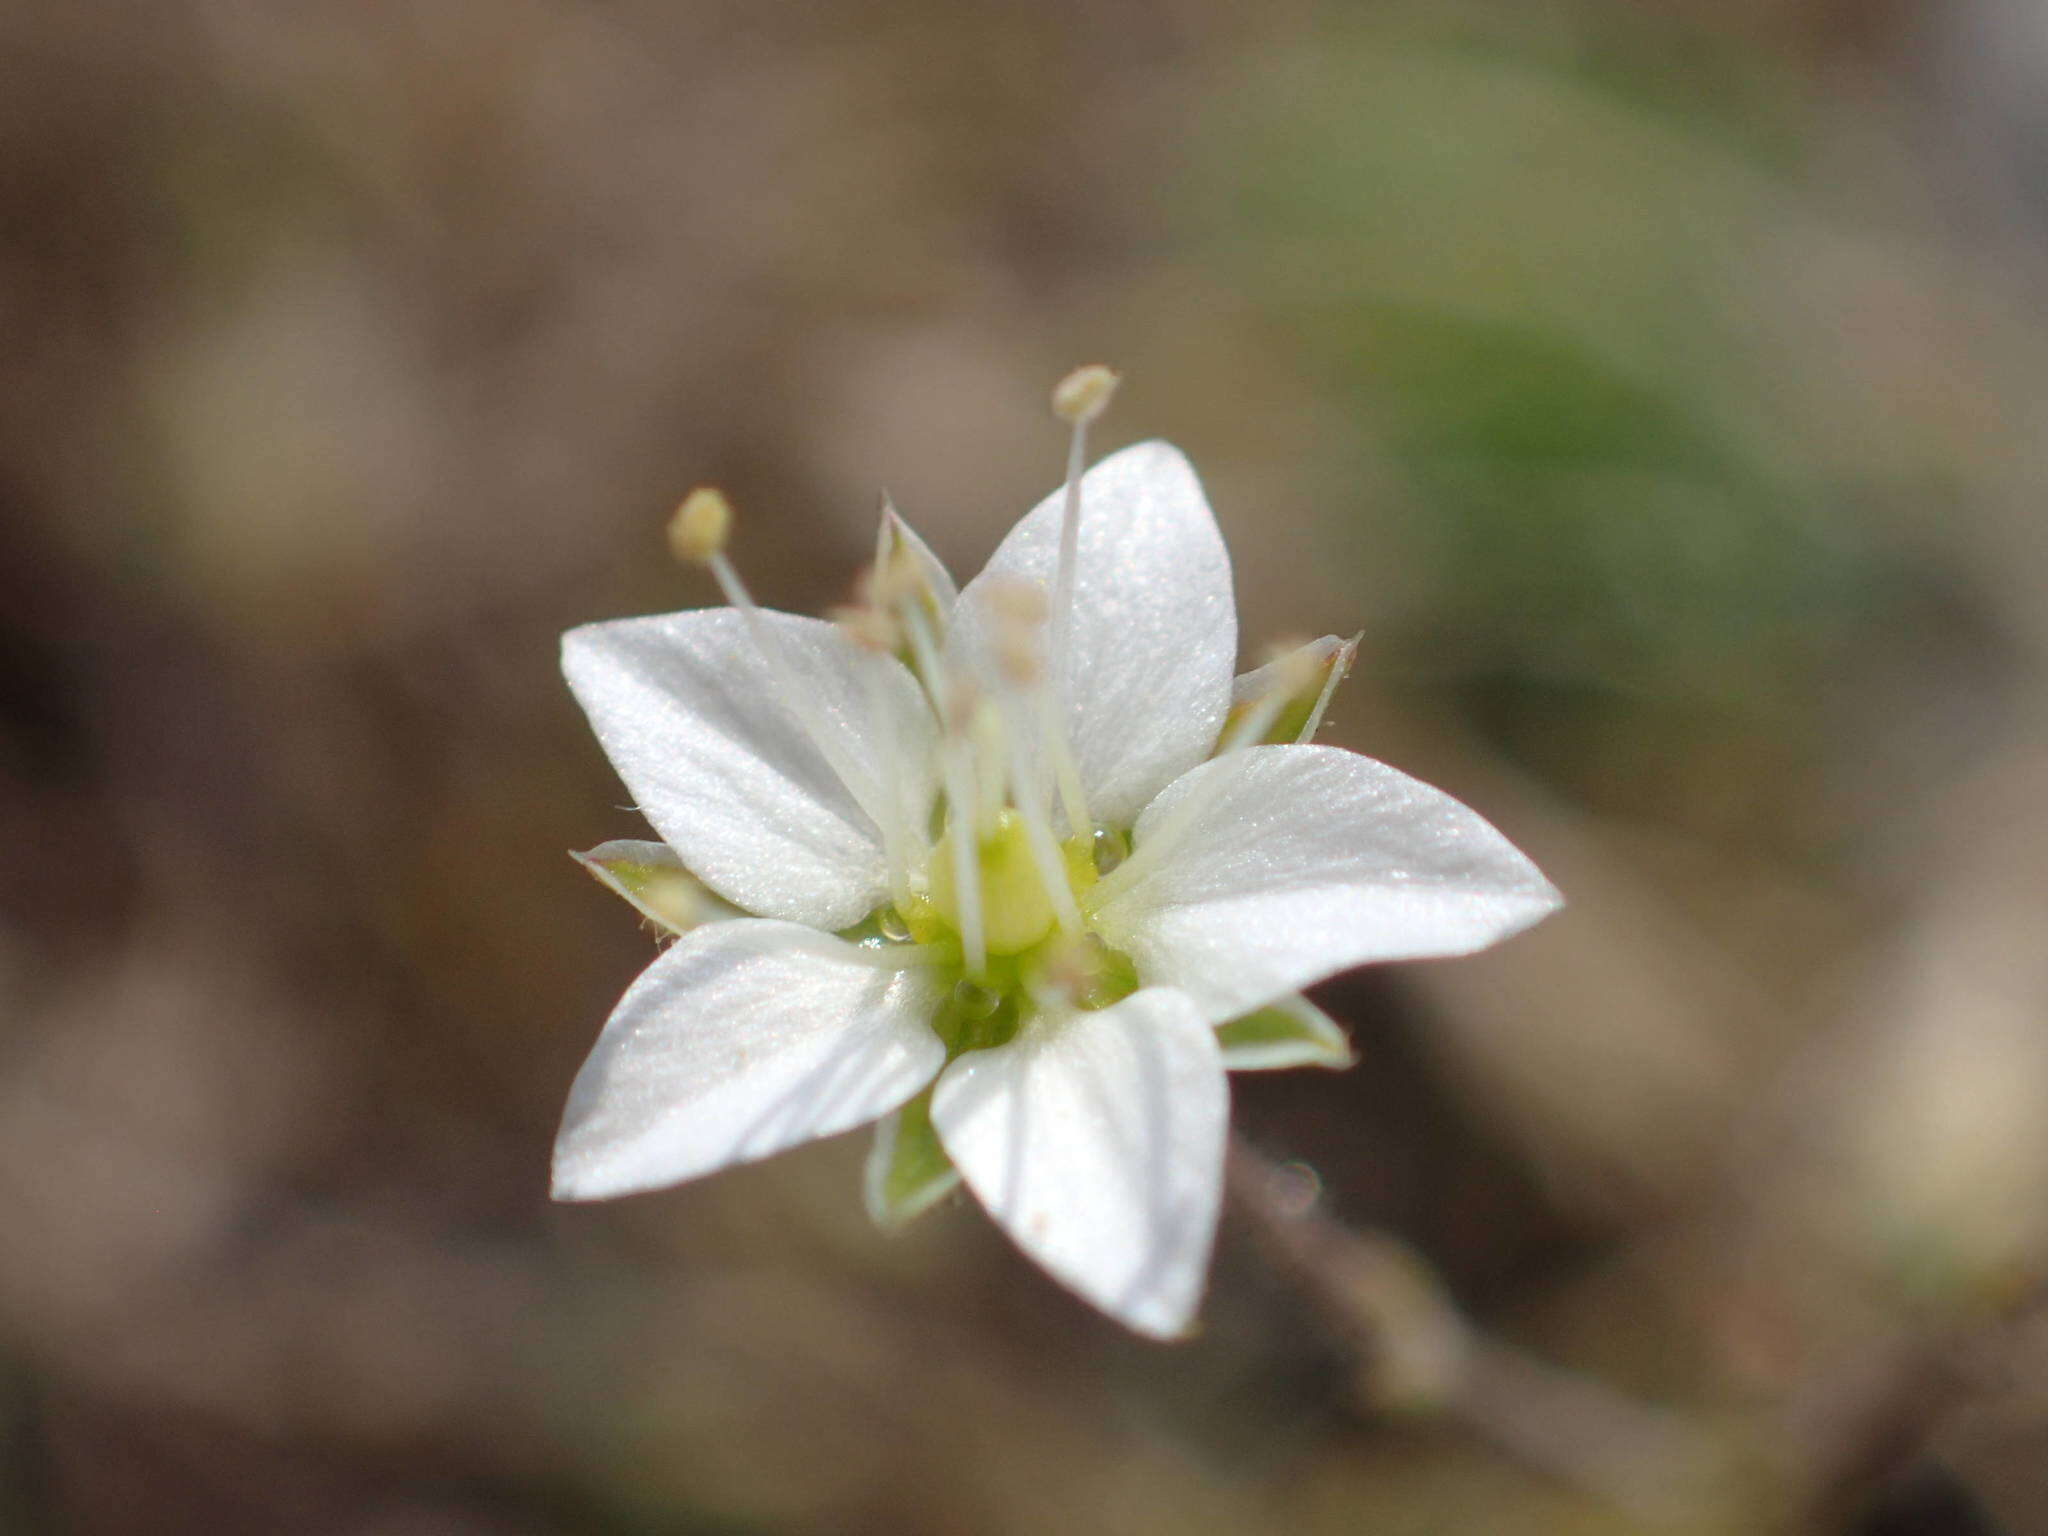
[1224,1135,1720,1523]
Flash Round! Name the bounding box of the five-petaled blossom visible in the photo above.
[555,370,1560,1338]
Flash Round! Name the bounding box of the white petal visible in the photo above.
[930,987,1228,1338]
[947,441,1236,827]
[1091,745,1562,1023]
[553,920,948,1200]
[562,609,938,930]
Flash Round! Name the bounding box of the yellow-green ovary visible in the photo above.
[926,809,1097,955]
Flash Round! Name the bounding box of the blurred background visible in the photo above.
[5,0,2048,1530]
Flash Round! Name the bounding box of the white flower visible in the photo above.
[555,396,1560,1339]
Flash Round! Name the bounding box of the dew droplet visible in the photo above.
[1091,828,1126,875]
[951,980,1001,1019]
[878,906,912,943]
[1272,1161,1322,1219]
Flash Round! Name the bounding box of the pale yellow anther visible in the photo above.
[943,676,981,737]
[983,576,1050,627]
[830,603,901,653]
[984,576,1050,688]
[667,487,733,566]
[1052,364,1121,426]
[996,639,1041,688]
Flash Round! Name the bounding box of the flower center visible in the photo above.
[859,807,1136,1051]
[923,810,1098,956]
[679,366,1151,1037]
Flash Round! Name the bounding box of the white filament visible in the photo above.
[999,694,1084,935]
[857,650,921,913]
[1041,420,1095,839]
[941,736,987,979]
[1048,412,1088,694]
[970,702,1006,834]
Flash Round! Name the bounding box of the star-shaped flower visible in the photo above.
[555,372,1560,1338]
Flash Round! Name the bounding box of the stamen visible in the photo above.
[1035,691,1092,839]
[1001,709,1084,935]
[874,517,964,801]
[939,686,988,980]
[834,598,921,914]
[1044,365,1118,827]
[1051,364,1121,428]
[897,585,952,717]
[984,576,1049,689]
[983,578,1083,934]
[670,487,890,834]
[668,486,733,564]
[1049,372,1117,658]
[985,573,1090,836]
[829,596,901,657]
[969,698,1006,834]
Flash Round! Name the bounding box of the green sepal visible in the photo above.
[864,1087,960,1229]
[1216,994,1355,1070]
[1222,634,1360,747]
[572,840,729,936]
